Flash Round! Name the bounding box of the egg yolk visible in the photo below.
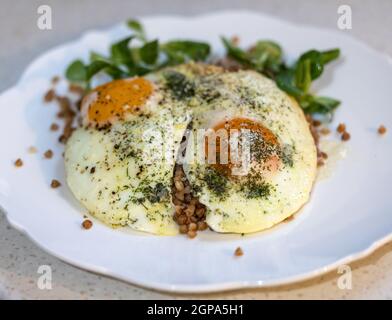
[205,117,281,177]
[87,78,153,126]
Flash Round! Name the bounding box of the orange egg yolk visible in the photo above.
[205,117,280,177]
[87,78,153,126]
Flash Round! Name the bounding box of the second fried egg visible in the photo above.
[182,68,317,233]
[65,77,189,235]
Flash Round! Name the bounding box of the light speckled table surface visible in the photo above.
[1,0,392,300]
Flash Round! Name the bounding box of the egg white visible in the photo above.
[65,86,189,235]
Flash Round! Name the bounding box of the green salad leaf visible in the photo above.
[321,48,340,64]
[65,60,87,83]
[65,19,211,88]
[300,95,341,115]
[249,41,284,74]
[126,19,146,41]
[222,37,285,76]
[86,60,112,80]
[65,19,341,117]
[221,37,250,65]
[275,69,303,98]
[162,40,210,64]
[140,39,159,65]
[110,36,135,68]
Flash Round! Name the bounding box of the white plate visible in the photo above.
[1,11,392,293]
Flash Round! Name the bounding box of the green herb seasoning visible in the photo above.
[239,172,273,200]
[163,71,195,100]
[202,167,228,198]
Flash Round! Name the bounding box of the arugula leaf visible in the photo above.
[222,37,285,77]
[162,40,210,64]
[65,19,341,117]
[248,40,283,73]
[296,48,340,82]
[297,50,324,80]
[105,66,127,79]
[272,48,341,115]
[90,51,107,62]
[276,69,303,98]
[250,41,282,61]
[295,58,312,92]
[66,20,212,85]
[140,39,159,65]
[85,60,111,80]
[321,48,340,65]
[300,95,340,114]
[126,19,146,41]
[294,49,340,115]
[110,36,135,68]
[65,60,87,83]
[66,56,125,87]
[89,52,126,79]
[129,64,154,76]
[221,37,251,66]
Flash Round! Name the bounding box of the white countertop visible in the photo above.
[1,0,392,299]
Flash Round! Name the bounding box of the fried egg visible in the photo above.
[65,77,190,235]
[181,67,317,233]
